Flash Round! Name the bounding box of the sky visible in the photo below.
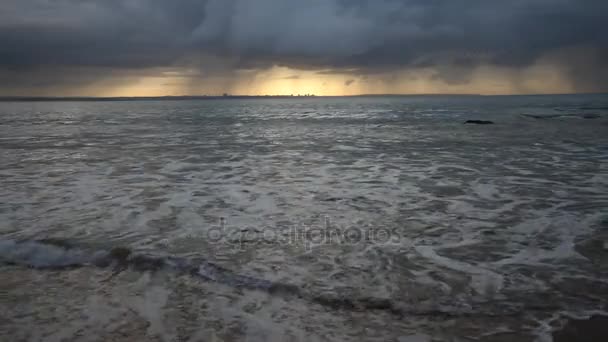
[1,0,607,96]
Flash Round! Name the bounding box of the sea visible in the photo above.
[1,95,607,341]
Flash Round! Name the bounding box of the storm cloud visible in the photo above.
[1,0,607,94]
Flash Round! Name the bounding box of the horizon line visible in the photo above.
[1,92,607,102]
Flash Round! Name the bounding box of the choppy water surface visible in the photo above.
[1,95,608,341]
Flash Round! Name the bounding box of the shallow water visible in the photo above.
[1,95,608,341]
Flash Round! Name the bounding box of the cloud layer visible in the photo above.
[1,0,607,94]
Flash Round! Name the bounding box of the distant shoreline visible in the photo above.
[0,93,606,102]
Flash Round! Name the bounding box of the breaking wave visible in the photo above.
[0,238,574,319]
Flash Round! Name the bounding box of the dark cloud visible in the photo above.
[1,0,607,91]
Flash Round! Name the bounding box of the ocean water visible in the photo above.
[1,95,608,341]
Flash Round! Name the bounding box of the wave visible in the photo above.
[0,239,563,318]
[0,239,108,269]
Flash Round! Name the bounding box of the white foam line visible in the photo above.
[415,245,504,296]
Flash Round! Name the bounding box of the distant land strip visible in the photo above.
[0,94,479,102]
[1,93,606,102]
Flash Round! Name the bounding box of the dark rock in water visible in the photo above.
[553,315,608,342]
[464,120,494,125]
